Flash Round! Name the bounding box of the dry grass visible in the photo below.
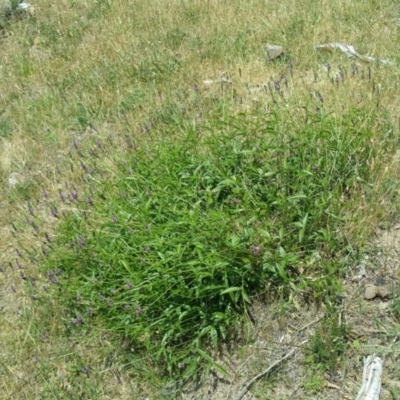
[1,0,400,398]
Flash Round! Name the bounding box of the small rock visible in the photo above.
[265,45,284,60]
[8,172,24,188]
[364,284,379,300]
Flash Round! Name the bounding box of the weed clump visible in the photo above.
[32,108,394,379]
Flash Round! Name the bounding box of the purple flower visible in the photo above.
[28,205,35,216]
[144,246,150,253]
[125,282,133,289]
[81,366,89,375]
[59,190,65,203]
[42,332,49,340]
[45,233,52,243]
[252,246,261,255]
[71,191,78,201]
[42,246,49,256]
[72,316,83,325]
[76,295,82,301]
[50,207,59,218]
[87,307,94,316]
[77,236,86,247]
[135,307,143,315]
[80,161,88,173]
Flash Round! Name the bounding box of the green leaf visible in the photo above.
[220,287,242,295]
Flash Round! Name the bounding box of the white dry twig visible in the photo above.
[315,42,392,65]
[355,355,383,400]
[234,339,308,400]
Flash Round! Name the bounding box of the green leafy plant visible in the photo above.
[30,106,394,382]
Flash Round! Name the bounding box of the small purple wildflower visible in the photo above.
[80,160,88,172]
[42,332,49,340]
[135,307,143,315]
[76,294,82,302]
[49,276,58,285]
[45,232,52,243]
[50,207,59,218]
[59,190,65,203]
[42,246,49,256]
[71,191,78,201]
[107,300,113,308]
[77,236,86,248]
[288,60,293,76]
[252,246,261,255]
[81,366,89,375]
[111,215,118,224]
[144,246,150,253]
[72,316,83,325]
[87,307,94,316]
[126,282,133,289]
